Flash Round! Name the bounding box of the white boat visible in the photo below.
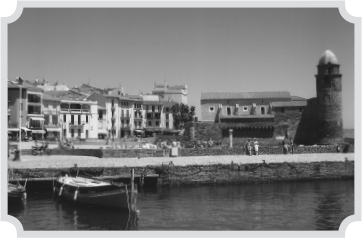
[54,175,137,210]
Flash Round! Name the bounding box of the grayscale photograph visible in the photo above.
[5,7,355,231]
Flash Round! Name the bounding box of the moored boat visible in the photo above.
[54,174,137,210]
[8,183,27,201]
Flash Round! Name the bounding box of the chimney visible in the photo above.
[17,77,23,85]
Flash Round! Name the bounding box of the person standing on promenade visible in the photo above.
[254,140,259,155]
[282,138,289,154]
[244,138,252,156]
[290,137,294,154]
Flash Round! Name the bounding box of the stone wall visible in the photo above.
[180,145,354,157]
[21,149,103,158]
[158,160,354,187]
[184,122,223,141]
[101,149,166,158]
[10,160,354,188]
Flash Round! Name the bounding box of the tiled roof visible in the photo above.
[201,91,291,100]
[43,93,61,101]
[291,95,307,101]
[44,90,87,101]
[272,101,307,107]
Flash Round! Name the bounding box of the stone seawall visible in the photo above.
[19,144,354,159]
[10,155,354,188]
[158,160,354,187]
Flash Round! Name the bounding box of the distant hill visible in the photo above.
[343,129,354,138]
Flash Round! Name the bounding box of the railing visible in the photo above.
[121,124,131,128]
[27,100,41,104]
[43,109,60,114]
[70,109,82,113]
[121,114,131,118]
[8,123,19,128]
[44,123,61,128]
[28,111,42,115]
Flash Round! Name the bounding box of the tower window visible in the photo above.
[261,107,265,115]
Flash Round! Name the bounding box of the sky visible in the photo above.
[8,8,355,128]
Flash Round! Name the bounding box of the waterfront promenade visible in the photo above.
[8,153,354,169]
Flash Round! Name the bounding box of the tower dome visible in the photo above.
[318,50,338,65]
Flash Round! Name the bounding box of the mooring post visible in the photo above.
[229,129,233,148]
[130,168,135,211]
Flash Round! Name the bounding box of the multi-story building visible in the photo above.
[152,82,188,104]
[8,80,28,138]
[43,93,62,139]
[200,91,307,138]
[59,99,98,139]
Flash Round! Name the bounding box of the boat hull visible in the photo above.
[54,177,137,210]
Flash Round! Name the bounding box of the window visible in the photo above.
[86,116,88,123]
[126,120,129,124]
[261,107,265,115]
[166,114,169,120]
[243,106,248,111]
[166,122,169,128]
[156,121,159,126]
[227,107,231,116]
[78,129,81,138]
[71,129,74,138]
[78,115,81,125]
[52,115,58,124]
[118,91,120,95]
[71,115,74,124]
[166,107,169,113]
[121,119,124,124]
[148,121,152,126]
[44,115,49,125]
[146,105,149,111]
[281,108,285,113]
[209,107,214,112]
[63,115,66,122]
[152,106,155,112]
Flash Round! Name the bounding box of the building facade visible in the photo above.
[152,82,188,104]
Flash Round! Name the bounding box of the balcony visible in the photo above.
[8,122,19,128]
[121,114,131,118]
[60,103,91,113]
[43,109,60,115]
[44,123,61,128]
[121,124,131,128]
[28,94,41,104]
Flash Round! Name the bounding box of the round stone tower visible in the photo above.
[315,50,343,144]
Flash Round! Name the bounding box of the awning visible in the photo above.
[98,130,108,135]
[30,117,45,121]
[8,128,20,132]
[21,127,31,131]
[32,130,46,134]
[134,129,144,133]
[46,128,61,132]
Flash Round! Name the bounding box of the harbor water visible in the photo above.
[8,180,353,230]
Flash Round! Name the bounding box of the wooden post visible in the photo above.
[130,168,135,211]
[229,129,233,148]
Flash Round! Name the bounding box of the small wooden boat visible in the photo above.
[8,183,27,201]
[54,174,137,210]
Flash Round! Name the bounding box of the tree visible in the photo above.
[171,103,196,129]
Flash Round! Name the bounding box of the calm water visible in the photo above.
[8,180,354,230]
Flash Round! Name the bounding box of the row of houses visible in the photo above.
[7,79,187,140]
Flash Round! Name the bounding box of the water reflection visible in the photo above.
[8,180,353,230]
